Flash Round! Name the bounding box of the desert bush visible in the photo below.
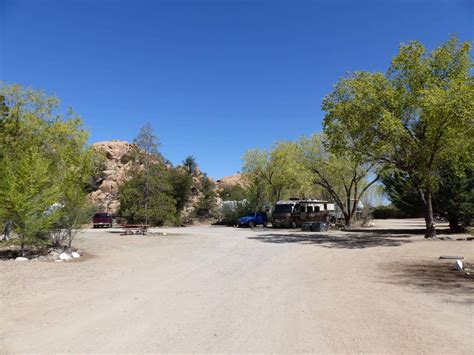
[220,201,249,226]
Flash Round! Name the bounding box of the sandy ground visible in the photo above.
[0,219,473,353]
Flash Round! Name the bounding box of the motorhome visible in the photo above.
[296,200,335,226]
[271,200,299,228]
[272,199,336,228]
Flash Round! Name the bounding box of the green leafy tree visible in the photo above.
[383,166,474,231]
[220,184,247,201]
[170,166,193,216]
[0,94,8,133]
[457,172,474,229]
[323,37,474,237]
[382,171,424,218]
[220,201,250,226]
[51,147,98,248]
[130,123,161,225]
[119,124,178,225]
[194,174,218,219]
[242,175,268,212]
[84,151,107,193]
[0,83,95,250]
[119,163,176,225]
[300,134,380,227]
[0,150,59,250]
[435,166,473,231]
[242,141,312,204]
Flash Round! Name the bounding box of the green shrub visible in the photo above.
[220,201,249,226]
[193,174,218,220]
[119,163,177,226]
[372,205,408,219]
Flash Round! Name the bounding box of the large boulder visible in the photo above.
[88,141,134,214]
[215,173,246,188]
[94,141,133,161]
[100,180,118,194]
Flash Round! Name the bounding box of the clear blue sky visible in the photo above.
[2,0,472,178]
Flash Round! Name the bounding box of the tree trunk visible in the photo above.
[423,188,437,238]
[343,213,352,228]
[19,234,25,256]
[448,215,463,233]
[144,181,149,226]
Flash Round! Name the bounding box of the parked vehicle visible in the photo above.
[238,212,268,228]
[296,200,335,226]
[272,199,336,228]
[272,200,299,228]
[93,212,113,228]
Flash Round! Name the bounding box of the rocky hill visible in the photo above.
[88,140,225,218]
[215,173,246,188]
[88,141,134,214]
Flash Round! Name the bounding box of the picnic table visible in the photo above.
[121,224,149,235]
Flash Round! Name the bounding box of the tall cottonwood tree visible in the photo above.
[300,134,380,227]
[242,141,315,204]
[323,37,474,238]
[242,149,282,204]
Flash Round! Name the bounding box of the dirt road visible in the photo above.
[1,220,473,353]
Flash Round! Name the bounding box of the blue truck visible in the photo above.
[238,212,268,228]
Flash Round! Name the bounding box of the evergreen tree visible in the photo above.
[119,162,176,225]
[194,174,217,219]
[170,166,193,214]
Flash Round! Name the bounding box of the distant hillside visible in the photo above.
[88,140,230,218]
[215,173,246,188]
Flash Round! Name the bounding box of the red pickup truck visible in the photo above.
[93,212,113,228]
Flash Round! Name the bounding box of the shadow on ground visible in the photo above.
[249,232,413,249]
[384,261,474,303]
[348,228,451,235]
[0,247,49,260]
[0,249,20,260]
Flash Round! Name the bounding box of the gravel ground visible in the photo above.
[0,219,472,353]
